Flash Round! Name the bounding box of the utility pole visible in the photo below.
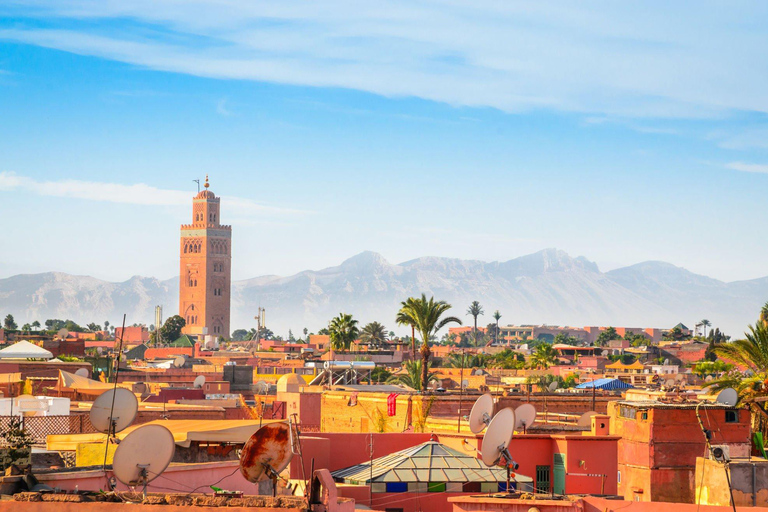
[457,348,465,433]
[253,307,266,346]
[193,179,200,193]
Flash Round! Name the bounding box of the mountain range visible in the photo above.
[0,249,763,337]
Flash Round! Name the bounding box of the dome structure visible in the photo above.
[277,373,306,393]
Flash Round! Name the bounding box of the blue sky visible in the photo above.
[1,1,768,282]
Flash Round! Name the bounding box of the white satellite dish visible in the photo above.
[173,356,186,368]
[663,359,670,365]
[193,375,206,389]
[705,375,714,382]
[481,407,516,467]
[255,381,269,395]
[548,381,559,393]
[113,424,175,494]
[75,368,89,378]
[716,388,738,407]
[577,411,598,427]
[90,388,138,434]
[514,404,536,432]
[469,394,494,434]
[473,369,485,376]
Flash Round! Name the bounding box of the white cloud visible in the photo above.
[725,162,768,174]
[216,98,234,116]
[2,2,768,118]
[0,172,308,215]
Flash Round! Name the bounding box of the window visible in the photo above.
[725,410,738,423]
[535,465,550,494]
[619,406,637,420]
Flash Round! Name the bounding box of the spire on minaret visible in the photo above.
[204,174,210,189]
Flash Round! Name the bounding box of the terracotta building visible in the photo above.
[179,176,232,338]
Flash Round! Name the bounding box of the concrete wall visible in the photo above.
[696,458,768,507]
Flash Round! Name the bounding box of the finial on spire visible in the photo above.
[204,175,210,189]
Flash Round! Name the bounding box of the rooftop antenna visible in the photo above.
[480,407,519,494]
[193,179,200,193]
[469,393,494,434]
[240,422,294,497]
[100,314,129,470]
[112,424,175,499]
[514,404,537,434]
[577,411,598,427]
[716,388,738,407]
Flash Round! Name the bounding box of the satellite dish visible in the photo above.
[514,404,537,431]
[255,381,269,395]
[173,356,185,368]
[97,347,104,355]
[113,424,175,493]
[665,379,675,387]
[663,359,670,365]
[240,422,294,484]
[193,375,206,389]
[716,388,738,407]
[705,375,714,383]
[90,388,138,434]
[577,411,598,427]
[481,407,516,467]
[473,369,484,376]
[57,328,69,339]
[548,381,559,393]
[75,368,89,378]
[469,394,494,434]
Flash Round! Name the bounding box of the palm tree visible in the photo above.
[387,360,437,390]
[493,310,502,345]
[397,294,462,391]
[760,303,768,327]
[713,322,768,437]
[528,343,557,369]
[360,321,388,349]
[397,297,419,361]
[328,313,359,352]
[700,319,711,338]
[467,301,484,347]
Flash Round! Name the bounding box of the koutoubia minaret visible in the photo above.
[179,176,231,338]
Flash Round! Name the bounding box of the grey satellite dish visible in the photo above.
[173,356,185,368]
[704,375,714,383]
[113,424,175,495]
[461,379,469,388]
[716,388,738,407]
[255,381,269,395]
[514,404,536,432]
[240,422,294,484]
[57,328,69,339]
[577,411,598,427]
[473,369,484,376]
[663,359,670,365]
[548,381,559,393]
[481,407,516,467]
[90,388,138,434]
[193,375,206,389]
[469,394,494,434]
[75,368,89,378]
[97,347,103,355]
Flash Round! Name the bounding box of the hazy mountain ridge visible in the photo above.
[0,249,764,336]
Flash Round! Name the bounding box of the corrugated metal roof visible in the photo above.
[331,441,533,484]
[617,400,738,409]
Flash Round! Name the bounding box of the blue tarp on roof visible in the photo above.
[576,378,634,390]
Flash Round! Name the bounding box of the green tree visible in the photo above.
[396,297,419,361]
[21,323,31,332]
[700,319,711,337]
[387,360,437,390]
[328,313,359,352]
[466,301,484,347]
[554,332,580,346]
[159,315,186,343]
[595,327,620,346]
[398,294,462,392]
[86,323,101,332]
[493,310,502,345]
[360,321,388,349]
[371,366,392,383]
[692,360,733,377]
[231,329,249,341]
[3,315,17,331]
[31,321,40,330]
[318,327,329,336]
[529,343,557,369]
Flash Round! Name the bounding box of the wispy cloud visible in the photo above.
[216,97,234,117]
[2,2,768,118]
[0,172,309,216]
[725,162,768,174]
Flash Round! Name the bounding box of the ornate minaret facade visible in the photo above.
[179,176,231,338]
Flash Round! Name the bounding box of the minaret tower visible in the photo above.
[179,176,231,338]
